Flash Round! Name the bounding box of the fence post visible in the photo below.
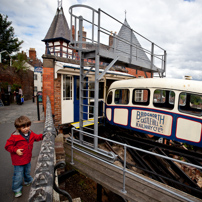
[122,144,127,194]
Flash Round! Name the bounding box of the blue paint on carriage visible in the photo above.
[106,105,202,147]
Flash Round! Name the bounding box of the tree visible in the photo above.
[0,13,23,61]
[12,52,28,72]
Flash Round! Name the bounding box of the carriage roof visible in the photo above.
[109,78,202,94]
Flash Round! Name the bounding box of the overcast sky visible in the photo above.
[1,0,202,80]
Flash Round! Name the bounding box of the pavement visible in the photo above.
[0,100,45,202]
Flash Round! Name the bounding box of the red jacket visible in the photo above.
[5,130,43,166]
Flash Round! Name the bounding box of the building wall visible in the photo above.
[43,59,55,116]
[34,72,43,95]
[54,74,61,126]
[126,68,152,78]
[0,64,34,101]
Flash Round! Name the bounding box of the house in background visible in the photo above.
[26,48,43,96]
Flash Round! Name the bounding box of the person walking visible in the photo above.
[15,87,19,104]
[18,87,23,105]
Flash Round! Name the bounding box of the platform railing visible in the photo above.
[28,96,57,201]
[68,127,202,202]
[69,4,166,75]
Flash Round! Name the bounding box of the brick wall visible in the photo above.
[43,66,55,115]
[42,57,63,126]
[126,68,152,78]
[0,64,34,101]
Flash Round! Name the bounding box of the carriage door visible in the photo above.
[74,76,88,122]
[62,75,73,124]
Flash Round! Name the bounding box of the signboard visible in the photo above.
[131,110,172,136]
[34,66,43,73]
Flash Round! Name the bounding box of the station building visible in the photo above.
[41,6,160,126]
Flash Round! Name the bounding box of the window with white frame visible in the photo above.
[63,75,72,100]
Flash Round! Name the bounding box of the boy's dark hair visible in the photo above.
[15,116,31,129]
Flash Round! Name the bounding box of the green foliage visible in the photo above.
[12,52,28,72]
[179,93,186,104]
[190,94,202,106]
[183,143,194,150]
[0,13,23,63]
[0,82,20,93]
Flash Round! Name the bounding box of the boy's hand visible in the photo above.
[16,149,24,156]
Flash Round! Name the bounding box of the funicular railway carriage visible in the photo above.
[106,78,202,147]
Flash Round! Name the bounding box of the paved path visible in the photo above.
[0,100,45,202]
[0,100,44,124]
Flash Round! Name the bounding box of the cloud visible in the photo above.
[0,0,202,80]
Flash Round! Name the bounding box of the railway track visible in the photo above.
[101,124,202,199]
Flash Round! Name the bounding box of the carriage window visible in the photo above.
[132,89,150,105]
[107,91,113,104]
[179,92,202,115]
[114,89,129,104]
[153,89,175,110]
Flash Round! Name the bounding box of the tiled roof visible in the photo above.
[115,19,152,69]
[42,7,70,42]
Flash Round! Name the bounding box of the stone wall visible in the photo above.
[0,64,34,101]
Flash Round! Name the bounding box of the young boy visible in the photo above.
[5,116,43,198]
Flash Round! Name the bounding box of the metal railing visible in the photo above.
[28,96,57,201]
[69,4,166,74]
[68,127,202,202]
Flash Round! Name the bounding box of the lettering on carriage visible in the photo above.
[136,111,165,133]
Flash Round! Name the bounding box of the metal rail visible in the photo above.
[69,4,166,74]
[68,127,202,202]
[28,96,72,201]
[28,96,57,201]
[116,135,202,198]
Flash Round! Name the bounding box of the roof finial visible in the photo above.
[58,0,62,9]
[125,10,127,20]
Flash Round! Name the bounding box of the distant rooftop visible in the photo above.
[115,19,152,69]
[42,7,70,43]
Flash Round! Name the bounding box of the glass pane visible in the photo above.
[63,75,72,100]
[169,91,175,105]
[133,89,149,104]
[153,89,175,110]
[107,91,113,104]
[114,89,129,104]
[179,92,186,106]
[179,92,202,115]
[190,94,202,110]
[154,90,165,103]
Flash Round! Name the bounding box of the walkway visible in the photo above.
[0,99,44,124]
[0,100,44,202]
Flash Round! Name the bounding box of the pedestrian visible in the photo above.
[18,86,23,105]
[5,116,43,198]
[15,87,19,104]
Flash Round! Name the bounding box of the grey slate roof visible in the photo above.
[115,19,152,69]
[42,7,70,42]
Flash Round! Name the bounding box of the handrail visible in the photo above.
[69,4,166,74]
[69,127,202,202]
[28,96,57,201]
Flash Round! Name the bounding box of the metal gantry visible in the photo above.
[69,4,167,150]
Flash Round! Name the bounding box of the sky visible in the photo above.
[0,0,202,80]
